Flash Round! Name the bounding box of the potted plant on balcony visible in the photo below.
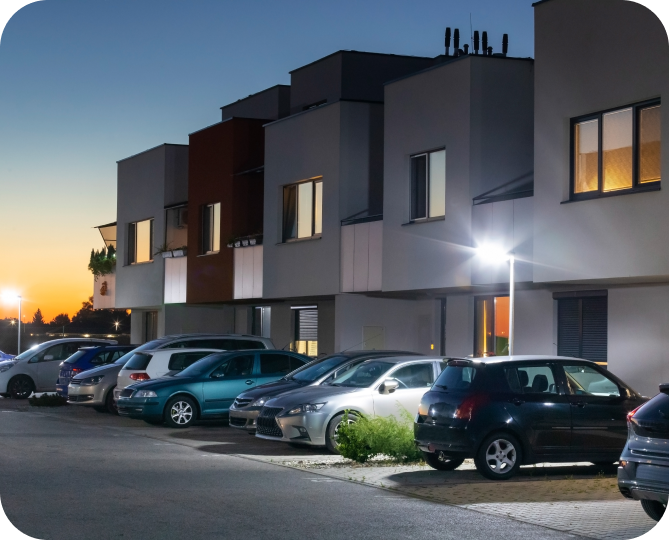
[172,246,187,258]
[88,245,116,277]
[154,243,173,258]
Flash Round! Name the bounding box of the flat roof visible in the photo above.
[116,143,188,164]
[220,84,290,110]
[289,49,434,75]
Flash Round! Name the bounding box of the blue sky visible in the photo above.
[0,0,535,319]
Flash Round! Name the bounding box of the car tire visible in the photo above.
[640,499,666,521]
[474,433,522,480]
[93,406,107,413]
[164,396,197,428]
[105,387,118,415]
[422,451,465,471]
[325,412,356,454]
[8,376,35,400]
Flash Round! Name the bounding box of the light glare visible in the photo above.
[476,244,510,264]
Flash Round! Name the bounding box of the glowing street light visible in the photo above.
[476,245,516,356]
[1,292,22,354]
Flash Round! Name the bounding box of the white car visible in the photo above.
[114,348,219,400]
[0,338,116,399]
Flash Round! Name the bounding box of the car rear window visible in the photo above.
[64,351,89,365]
[635,392,669,422]
[168,352,212,371]
[123,352,153,370]
[434,362,479,391]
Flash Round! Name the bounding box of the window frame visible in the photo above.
[569,99,661,202]
[282,177,323,242]
[201,202,221,255]
[473,295,510,358]
[127,218,154,265]
[410,148,446,222]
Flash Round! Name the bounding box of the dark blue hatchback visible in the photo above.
[56,345,136,396]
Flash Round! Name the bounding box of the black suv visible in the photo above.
[415,356,645,480]
[618,383,669,521]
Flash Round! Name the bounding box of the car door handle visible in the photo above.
[571,401,586,408]
[245,380,254,385]
[509,398,525,406]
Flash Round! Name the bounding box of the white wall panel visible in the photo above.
[164,257,187,304]
[253,246,263,298]
[341,221,383,293]
[367,221,383,291]
[352,223,370,292]
[93,274,116,309]
[341,225,355,292]
[234,246,263,299]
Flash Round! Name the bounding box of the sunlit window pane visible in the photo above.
[603,108,633,192]
[474,297,493,358]
[212,202,221,252]
[640,105,661,184]
[136,219,152,263]
[494,296,510,356]
[429,150,446,217]
[314,181,323,235]
[297,182,313,238]
[574,119,599,193]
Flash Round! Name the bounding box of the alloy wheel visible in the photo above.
[170,401,193,425]
[10,378,33,399]
[484,438,517,474]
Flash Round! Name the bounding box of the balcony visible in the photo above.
[234,245,263,299]
[164,256,187,303]
[341,215,383,293]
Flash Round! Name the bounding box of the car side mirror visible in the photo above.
[379,379,399,395]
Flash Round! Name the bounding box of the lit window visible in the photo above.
[411,149,446,220]
[127,218,154,264]
[202,203,220,254]
[283,178,323,242]
[474,296,509,357]
[571,101,660,199]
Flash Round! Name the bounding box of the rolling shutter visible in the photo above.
[557,296,607,362]
[295,309,318,341]
[557,298,580,358]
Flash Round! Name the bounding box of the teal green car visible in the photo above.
[116,350,310,427]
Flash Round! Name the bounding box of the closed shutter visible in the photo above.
[557,298,580,358]
[557,296,607,362]
[296,309,318,341]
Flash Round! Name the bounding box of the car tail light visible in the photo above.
[72,368,82,374]
[129,372,150,381]
[454,394,489,420]
[627,405,642,422]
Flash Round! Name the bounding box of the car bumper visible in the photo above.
[256,412,327,446]
[228,407,260,432]
[618,460,669,504]
[414,422,475,459]
[67,382,108,406]
[56,381,71,396]
[117,397,164,420]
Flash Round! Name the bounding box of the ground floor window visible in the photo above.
[252,306,272,339]
[292,307,318,356]
[557,294,607,366]
[144,311,158,342]
[474,296,509,357]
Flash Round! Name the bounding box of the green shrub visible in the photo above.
[337,408,423,464]
[88,245,116,277]
[28,394,68,407]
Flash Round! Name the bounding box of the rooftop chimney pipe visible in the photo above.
[502,34,509,56]
[487,46,493,56]
[463,44,469,55]
[445,27,452,56]
[482,31,488,53]
[454,28,460,56]
[473,31,480,55]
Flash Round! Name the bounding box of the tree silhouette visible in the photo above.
[50,314,71,326]
[31,309,45,325]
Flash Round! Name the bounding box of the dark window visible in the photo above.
[234,340,266,350]
[571,101,661,200]
[202,203,220,254]
[168,352,212,371]
[290,356,307,370]
[36,343,83,362]
[225,355,254,377]
[410,149,446,221]
[390,363,435,389]
[63,350,89,365]
[124,353,153,370]
[282,179,322,242]
[506,365,558,395]
[144,311,158,342]
[91,350,115,365]
[283,185,297,242]
[435,363,478,391]
[557,296,608,364]
[259,354,292,375]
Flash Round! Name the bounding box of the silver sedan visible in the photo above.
[255,356,444,452]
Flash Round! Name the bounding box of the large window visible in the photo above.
[557,295,607,366]
[127,218,154,264]
[572,101,661,199]
[410,149,446,220]
[202,203,221,254]
[283,178,323,242]
[474,296,509,357]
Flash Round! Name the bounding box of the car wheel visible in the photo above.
[8,376,35,400]
[164,396,197,428]
[640,499,666,521]
[474,433,522,480]
[93,406,107,413]
[325,413,356,454]
[422,451,465,471]
[105,387,118,415]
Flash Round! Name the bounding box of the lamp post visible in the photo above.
[476,247,515,356]
[2,293,22,354]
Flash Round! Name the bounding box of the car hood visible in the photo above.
[72,363,122,379]
[236,379,308,400]
[264,385,367,408]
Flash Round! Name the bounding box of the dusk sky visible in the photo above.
[0,0,535,322]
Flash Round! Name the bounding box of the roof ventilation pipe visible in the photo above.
[482,31,488,54]
[502,34,509,56]
[473,31,480,55]
[444,27,452,56]
[463,44,469,54]
[487,46,493,56]
[454,28,460,56]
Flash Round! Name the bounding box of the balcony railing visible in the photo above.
[341,217,383,293]
[234,245,263,299]
[164,256,187,303]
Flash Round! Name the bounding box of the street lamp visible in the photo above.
[1,292,22,354]
[476,246,515,356]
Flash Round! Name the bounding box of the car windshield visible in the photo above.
[64,350,90,365]
[13,345,43,362]
[327,361,394,388]
[113,339,169,366]
[174,354,227,378]
[289,355,347,382]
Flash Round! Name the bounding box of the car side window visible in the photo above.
[168,352,212,371]
[510,364,558,395]
[226,355,254,376]
[210,359,231,378]
[259,354,292,375]
[389,363,435,389]
[562,365,620,397]
[35,344,80,362]
[90,351,112,365]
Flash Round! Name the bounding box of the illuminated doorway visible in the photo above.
[474,296,509,357]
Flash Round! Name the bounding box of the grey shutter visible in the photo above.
[557,299,580,358]
[296,309,318,341]
[581,297,607,363]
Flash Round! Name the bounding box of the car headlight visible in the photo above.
[133,390,157,398]
[251,396,272,407]
[80,375,104,386]
[287,403,326,415]
[0,364,14,373]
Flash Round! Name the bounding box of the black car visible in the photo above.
[618,383,669,521]
[228,350,419,432]
[415,356,645,480]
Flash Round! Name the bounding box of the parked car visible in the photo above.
[68,333,276,414]
[56,345,136,397]
[116,350,310,427]
[0,338,117,399]
[618,383,669,521]
[255,355,440,452]
[229,350,419,433]
[415,356,645,480]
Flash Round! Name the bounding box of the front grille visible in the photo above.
[256,407,283,438]
[229,417,247,427]
[70,380,82,386]
[68,395,93,402]
[120,388,134,399]
[233,398,253,408]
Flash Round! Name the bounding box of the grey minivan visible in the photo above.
[618,383,669,521]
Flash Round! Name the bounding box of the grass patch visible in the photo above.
[29,394,68,407]
[337,408,423,464]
